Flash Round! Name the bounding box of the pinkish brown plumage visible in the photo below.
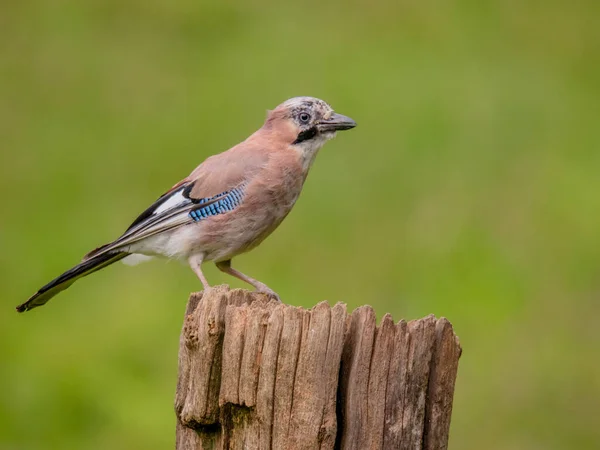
[17,97,356,312]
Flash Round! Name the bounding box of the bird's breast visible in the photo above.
[196,154,306,261]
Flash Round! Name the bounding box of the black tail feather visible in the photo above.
[16,251,128,313]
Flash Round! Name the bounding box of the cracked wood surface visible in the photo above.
[175,286,461,450]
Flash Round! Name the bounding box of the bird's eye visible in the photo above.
[299,113,311,124]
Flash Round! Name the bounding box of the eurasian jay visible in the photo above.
[16,97,356,312]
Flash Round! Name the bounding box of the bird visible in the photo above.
[16,96,356,313]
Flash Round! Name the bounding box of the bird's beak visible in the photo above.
[318,113,357,132]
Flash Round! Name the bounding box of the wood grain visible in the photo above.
[175,286,461,449]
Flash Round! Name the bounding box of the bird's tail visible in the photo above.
[16,251,128,313]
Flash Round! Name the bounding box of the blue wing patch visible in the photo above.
[189,186,245,222]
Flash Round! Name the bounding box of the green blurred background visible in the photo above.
[1,0,599,448]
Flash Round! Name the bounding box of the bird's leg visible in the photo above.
[215,260,281,301]
[188,254,211,291]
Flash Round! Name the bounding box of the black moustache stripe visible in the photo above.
[292,126,317,144]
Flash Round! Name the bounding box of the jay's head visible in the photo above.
[264,97,356,166]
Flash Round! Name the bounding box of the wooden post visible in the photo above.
[175,286,461,450]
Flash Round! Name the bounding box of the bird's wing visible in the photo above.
[84,147,269,259]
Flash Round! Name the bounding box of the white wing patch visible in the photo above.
[122,254,155,266]
[154,189,187,214]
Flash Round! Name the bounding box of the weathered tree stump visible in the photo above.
[175,286,461,450]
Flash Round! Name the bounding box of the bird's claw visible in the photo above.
[255,286,281,302]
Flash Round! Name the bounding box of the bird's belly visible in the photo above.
[130,201,294,262]
[200,202,293,262]
[131,173,303,262]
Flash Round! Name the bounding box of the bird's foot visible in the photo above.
[254,283,281,302]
